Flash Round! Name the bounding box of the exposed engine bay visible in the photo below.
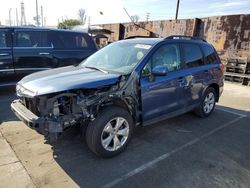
[12,73,140,140]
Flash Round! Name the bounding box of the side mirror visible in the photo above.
[152,65,168,76]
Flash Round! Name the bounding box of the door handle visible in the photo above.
[39,52,50,55]
[0,53,9,56]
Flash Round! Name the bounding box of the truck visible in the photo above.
[0,26,98,86]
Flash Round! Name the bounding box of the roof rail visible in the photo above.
[165,35,207,42]
[124,35,158,39]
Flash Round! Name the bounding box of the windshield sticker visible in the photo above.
[134,44,151,49]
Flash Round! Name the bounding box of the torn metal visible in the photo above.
[12,73,141,139]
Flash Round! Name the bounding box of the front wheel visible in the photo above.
[86,106,134,158]
[194,87,216,118]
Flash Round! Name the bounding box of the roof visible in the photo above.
[120,36,208,46]
[0,26,86,34]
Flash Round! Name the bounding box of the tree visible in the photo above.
[131,15,140,23]
[58,19,81,29]
[78,8,87,25]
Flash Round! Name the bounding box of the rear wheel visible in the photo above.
[86,106,134,158]
[194,87,216,118]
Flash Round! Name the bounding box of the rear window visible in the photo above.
[182,43,204,68]
[14,31,51,48]
[201,44,217,64]
[52,32,88,49]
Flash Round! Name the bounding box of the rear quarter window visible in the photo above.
[201,44,218,64]
[182,43,204,68]
[52,32,89,49]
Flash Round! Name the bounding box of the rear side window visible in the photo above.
[182,43,204,68]
[14,31,51,47]
[0,30,7,48]
[52,32,88,49]
[0,30,11,48]
[201,44,217,64]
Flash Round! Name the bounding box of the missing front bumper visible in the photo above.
[11,99,40,127]
[11,99,64,135]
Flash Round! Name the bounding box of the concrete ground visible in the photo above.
[0,82,250,188]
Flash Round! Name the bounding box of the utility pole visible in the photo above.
[9,8,12,26]
[36,0,40,26]
[16,8,19,26]
[41,6,43,27]
[146,12,150,23]
[20,1,26,25]
[175,0,180,20]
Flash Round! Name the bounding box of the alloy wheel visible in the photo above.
[203,92,215,114]
[101,117,129,151]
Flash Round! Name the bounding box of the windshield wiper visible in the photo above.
[84,66,108,74]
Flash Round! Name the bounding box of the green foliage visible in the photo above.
[58,19,81,29]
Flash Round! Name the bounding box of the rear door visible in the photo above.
[0,29,16,85]
[50,31,97,67]
[180,43,210,106]
[140,43,186,123]
[13,29,54,78]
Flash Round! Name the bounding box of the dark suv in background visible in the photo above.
[0,26,98,86]
[11,35,224,157]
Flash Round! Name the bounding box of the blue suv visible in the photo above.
[11,35,224,157]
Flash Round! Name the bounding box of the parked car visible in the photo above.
[0,26,98,86]
[11,35,224,157]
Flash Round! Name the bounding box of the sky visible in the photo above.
[0,0,250,26]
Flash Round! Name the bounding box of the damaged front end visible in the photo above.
[11,74,140,140]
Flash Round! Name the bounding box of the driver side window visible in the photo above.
[142,44,181,76]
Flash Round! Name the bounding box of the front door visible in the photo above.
[0,29,16,85]
[140,43,186,123]
[13,29,54,78]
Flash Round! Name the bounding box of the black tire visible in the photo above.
[86,106,134,158]
[194,87,216,118]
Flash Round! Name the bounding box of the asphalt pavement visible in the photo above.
[0,82,250,188]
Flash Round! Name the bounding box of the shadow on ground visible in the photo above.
[0,87,17,123]
[49,106,250,188]
[1,87,250,188]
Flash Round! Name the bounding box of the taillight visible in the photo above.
[220,63,224,72]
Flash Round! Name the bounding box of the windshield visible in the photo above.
[80,41,152,74]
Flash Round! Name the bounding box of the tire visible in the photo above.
[86,106,134,158]
[194,87,216,118]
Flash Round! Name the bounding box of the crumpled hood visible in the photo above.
[18,66,121,96]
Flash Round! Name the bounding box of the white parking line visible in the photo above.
[216,106,247,117]
[102,115,245,188]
